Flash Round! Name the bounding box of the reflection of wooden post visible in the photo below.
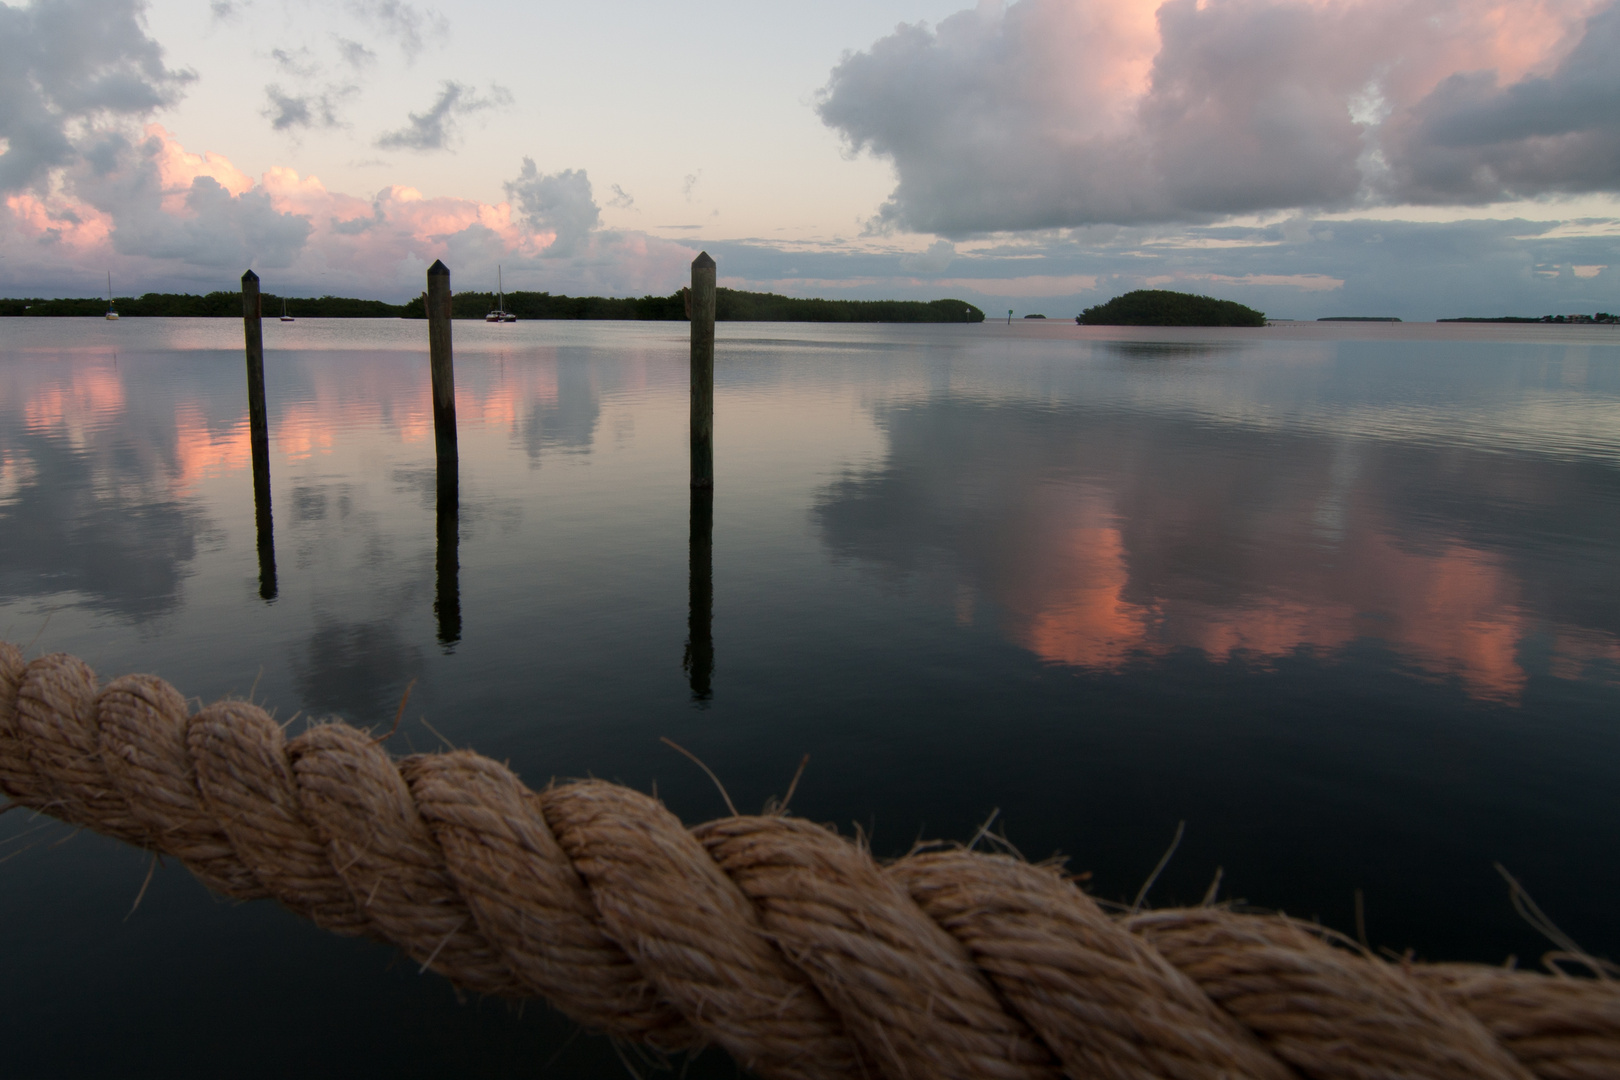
[243,270,277,601]
[683,486,714,702]
[689,251,715,488]
[253,458,277,602]
[434,454,461,649]
[427,260,457,460]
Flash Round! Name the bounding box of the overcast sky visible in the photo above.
[2,0,1617,318]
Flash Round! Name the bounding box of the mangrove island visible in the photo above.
[1078,289,1266,327]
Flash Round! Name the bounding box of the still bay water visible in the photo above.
[1,316,1618,1077]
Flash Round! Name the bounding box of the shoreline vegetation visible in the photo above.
[0,289,985,323]
[1079,290,1266,327]
[1438,313,1617,324]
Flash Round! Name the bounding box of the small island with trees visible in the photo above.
[1077,289,1266,327]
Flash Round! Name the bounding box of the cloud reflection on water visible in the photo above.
[0,359,224,619]
[0,338,606,630]
[817,397,1620,702]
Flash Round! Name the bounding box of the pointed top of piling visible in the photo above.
[428,260,450,277]
[692,251,715,270]
[242,269,259,284]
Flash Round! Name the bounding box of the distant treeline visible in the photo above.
[1439,313,1617,324]
[2,288,985,323]
[1080,289,1266,327]
[0,292,405,317]
[399,288,985,323]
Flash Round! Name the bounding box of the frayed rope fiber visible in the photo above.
[2,642,1616,1080]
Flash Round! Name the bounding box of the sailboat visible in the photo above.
[105,272,118,320]
[280,298,294,322]
[486,265,517,322]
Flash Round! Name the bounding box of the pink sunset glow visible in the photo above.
[1,124,695,299]
[821,0,1620,234]
[1,0,1616,312]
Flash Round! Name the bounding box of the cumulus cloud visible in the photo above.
[3,121,1612,318]
[376,80,511,151]
[64,127,311,268]
[818,0,1620,234]
[1387,3,1620,202]
[0,0,192,192]
[1,124,694,298]
[503,159,600,256]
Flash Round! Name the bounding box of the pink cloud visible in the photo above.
[819,0,1620,234]
[1,125,696,299]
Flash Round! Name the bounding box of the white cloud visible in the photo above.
[64,129,311,269]
[0,0,192,192]
[1,125,695,299]
[818,0,1620,234]
[503,159,600,257]
[1385,3,1620,203]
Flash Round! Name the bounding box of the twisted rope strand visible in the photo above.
[1126,908,1537,1080]
[1410,965,1620,1080]
[402,752,699,1050]
[0,643,1615,1080]
[697,815,1060,1080]
[890,849,1295,1080]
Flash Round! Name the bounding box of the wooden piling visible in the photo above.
[435,454,461,648]
[684,486,714,701]
[242,270,276,599]
[427,260,458,460]
[242,270,269,463]
[689,252,716,488]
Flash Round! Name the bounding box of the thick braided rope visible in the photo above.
[1,644,1616,1080]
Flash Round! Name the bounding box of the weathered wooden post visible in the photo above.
[242,270,277,601]
[427,260,457,460]
[689,251,715,488]
[683,487,714,702]
[242,270,269,462]
[434,454,460,649]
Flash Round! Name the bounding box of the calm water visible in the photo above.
[2,316,1618,1077]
